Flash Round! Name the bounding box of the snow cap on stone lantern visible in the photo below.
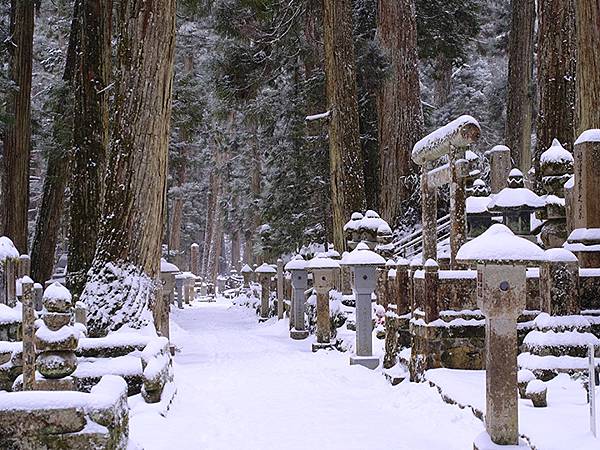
[456,223,545,265]
[540,139,574,176]
[507,168,525,188]
[0,236,19,261]
[42,282,73,313]
[341,242,386,267]
[307,252,341,270]
[385,258,396,268]
[284,255,307,271]
[160,258,179,273]
[241,264,254,273]
[255,263,277,274]
[471,179,489,197]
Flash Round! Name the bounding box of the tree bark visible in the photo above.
[81,0,176,336]
[376,0,424,226]
[535,0,576,182]
[323,0,366,252]
[1,0,35,253]
[30,0,80,284]
[505,0,535,172]
[433,55,452,107]
[575,0,600,134]
[67,0,112,300]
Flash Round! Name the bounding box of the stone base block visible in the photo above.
[349,355,380,370]
[290,329,309,340]
[311,342,334,352]
[35,376,76,391]
[473,431,528,450]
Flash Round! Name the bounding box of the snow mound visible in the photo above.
[540,139,573,165]
[487,187,545,209]
[0,236,19,261]
[43,282,72,301]
[574,128,600,145]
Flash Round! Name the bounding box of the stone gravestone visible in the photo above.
[285,256,309,340]
[308,253,340,352]
[457,224,544,448]
[341,242,386,369]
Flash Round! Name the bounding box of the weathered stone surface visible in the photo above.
[0,407,86,436]
[35,329,79,352]
[37,351,77,378]
[43,312,72,331]
[33,377,76,391]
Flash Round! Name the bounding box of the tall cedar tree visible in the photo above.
[67,0,112,300]
[323,0,366,252]
[81,0,176,336]
[575,1,600,134]
[535,0,576,181]
[377,0,423,226]
[2,0,34,253]
[505,0,535,171]
[31,0,80,283]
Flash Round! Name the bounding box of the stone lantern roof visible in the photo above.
[160,258,179,273]
[457,224,545,265]
[340,242,386,267]
[307,253,341,270]
[241,264,253,273]
[343,212,364,232]
[487,186,545,212]
[255,263,277,274]
[284,255,307,271]
[0,236,19,261]
[540,139,574,175]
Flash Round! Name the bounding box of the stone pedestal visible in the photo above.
[277,259,284,320]
[286,256,309,340]
[175,274,185,309]
[21,278,35,390]
[308,254,340,352]
[478,264,525,446]
[190,243,200,275]
[540,249,580,315]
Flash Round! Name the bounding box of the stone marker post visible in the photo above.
[175,274,185,309]
[256,263,276,322]
[342,242,386,369]
[5,257,17,306]
[457,224,544,448]
[158,259,179,340]
[487,145,512,194]
[565,129,600,267]
[308,253,340,352]
[285,256,309,340]
[33,282,43,311]
[190,243,200,275]
[17,254,30,278]
[540,249,580,316]
[277,259,284,320]
[75,300,88,326]
[21,277,35,390]
[421,164,438,262]
[423,259,440,323]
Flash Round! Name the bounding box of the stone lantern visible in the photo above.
[457,224,544,448]
[344,212,364,251]
[358,210,388,250]
[307,253,341,352]
[341,242,386,369]
[285,255,309,340]
[255,263,277,322]
[241,264,253,289]
[466,179,494,239]
[487,169,546,239]
[158,258,179,339]
[539,139,574,248]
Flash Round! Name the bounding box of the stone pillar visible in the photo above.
[487,145,512,194]
[309,255,340,352]
[421,165,438,262]
[477,264,526,447]
[341,252,353,295]
[256,263,276,322]
[289,269,308,340]
[376,264,389,307]
[190,243,200,275]
[277,259,284,320]
[241,264,253,290]
[158,271,175,339]
[395,258,411,315]
[21,277,35,390]
[350,264,380,369]
[175,274,185,309]
[75,301,88,326]
[33,283,43,311]
[409,258,423,314]
[17,254,30,278]
[423,259,439,323]
[5,257,17,307]
[566,130,600,267]
[35,282,78,391]
[539,249,580,316]
[450,152,468,268]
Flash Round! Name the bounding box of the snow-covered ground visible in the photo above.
[129,297,482,450]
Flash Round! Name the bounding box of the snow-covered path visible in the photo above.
[130,299,482,450]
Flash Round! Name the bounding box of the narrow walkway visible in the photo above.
[129,299,482,450]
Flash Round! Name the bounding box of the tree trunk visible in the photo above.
[67,0,112,300]
[433,55,452,107]
[30,0,80,284]
[575,1,600,134]
[505,0,535,172]
[201,166,219,278]
[231,230,241,272]
[81,0,176,336]
[1,0,35,254]
[377,0,424,226]
[323,0,366,252]
[535,0,576,182]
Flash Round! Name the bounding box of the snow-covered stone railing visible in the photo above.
[141,336,174,404]
[0,374,129,449]
[411,115,481,267]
